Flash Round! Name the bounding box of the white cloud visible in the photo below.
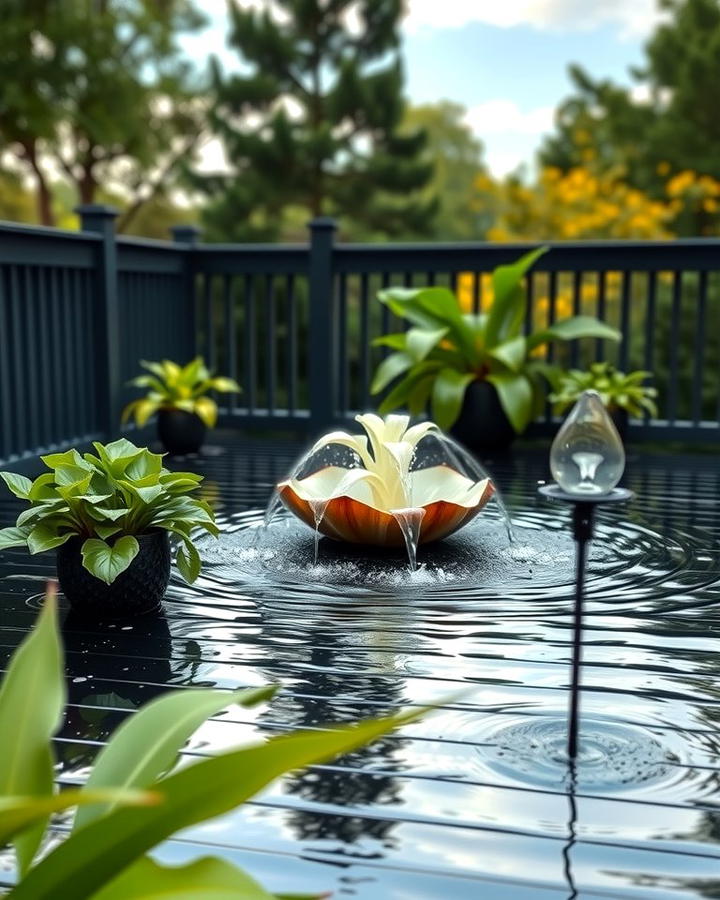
[405,0,665,38]
[462,100,554,175]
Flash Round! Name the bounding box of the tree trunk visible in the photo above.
[79,167,96,205]
[22,141,55,227]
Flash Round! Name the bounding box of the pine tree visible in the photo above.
[199,0,435,241]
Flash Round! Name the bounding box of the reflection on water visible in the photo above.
[2,444,720,897]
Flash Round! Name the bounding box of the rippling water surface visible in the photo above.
[1,440,720,898]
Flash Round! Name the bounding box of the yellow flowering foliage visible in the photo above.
[476,166,674,243]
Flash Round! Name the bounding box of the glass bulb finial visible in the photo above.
[550,390,625,495]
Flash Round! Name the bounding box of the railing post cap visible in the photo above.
[308,217,337,231]
[171,224,202,243]
[74,204,120,218]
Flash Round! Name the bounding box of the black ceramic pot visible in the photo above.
[450,380,517,453]
[56,530,171,618]
[157,409,206,455]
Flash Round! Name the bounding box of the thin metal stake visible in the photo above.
[568,502,594,761]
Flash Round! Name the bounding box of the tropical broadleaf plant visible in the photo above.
[2,594,428,899]
[122,357,241,429]
[371,248,621,434]
[548,362,659,418]
[0,438,217,585]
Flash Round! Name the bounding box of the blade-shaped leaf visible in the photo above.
[487,335,527,373]
[207,376,241,394]
[81,537,139,585]
[486,372,535,434]
[0,472,32,500]
[74,685,277,832]
[16,707,427,900]
[527,316,621,349]
[0,594,64,874]
[194,396,218,428]
[91,856,276,900]
[0,789,159,846]
[485,246,547,347]
[406,326,449,362]
[369,351,413,394]
[430,369,476,430]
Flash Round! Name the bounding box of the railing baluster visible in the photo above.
[360,273,370,410]
[547,270,558,364]
[667,271,682,425]
[37,268,53,447]
[24,266,42,451]
[619,271,631,371]
[692,271,707,426]
[50,267,66,447]
[266,274,276,414]
[287,274,297,414]
[84,269,98,434]
[73,269,88,438]
[0,268,13,459]
[426,271,436,286]
[595,271,607,361]
[223,275,236,415]
[204,274,215,369]
[570,271,582,367]
[338,272,348,417]
[473,271,481,315]
[243,274,256,412]
[380,272,390,350]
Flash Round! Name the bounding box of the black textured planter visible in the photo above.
[450,380,517,453]
[157,409,206,455]
[57,530,171,618]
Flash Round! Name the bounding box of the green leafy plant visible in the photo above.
[122,357,241,429]
[371,248,621,434]
[0,592,425,898]
[548,362,659,418]
[0,439,217,584]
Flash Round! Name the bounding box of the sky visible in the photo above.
[183,0,665,176]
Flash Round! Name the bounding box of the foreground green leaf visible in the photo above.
[0,595,64,875]
[74,686,277,831]
[486,372,534,434]
[0,790,159,847]
[92,856,277,900]
[15,707,426,900]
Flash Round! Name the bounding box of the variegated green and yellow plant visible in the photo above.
[0,591,425,899]
[122,357,240,429]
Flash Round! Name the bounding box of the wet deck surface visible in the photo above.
[1,434,720,898]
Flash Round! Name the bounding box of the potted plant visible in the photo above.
[548,362,659,440]
[371,248,620,452]
[0,439,217,617]
[122,357,240,455]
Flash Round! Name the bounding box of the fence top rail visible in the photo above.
[116,235,186,252]
[332,238,720,274]
[0,219,102,243]
[191,243,308,275]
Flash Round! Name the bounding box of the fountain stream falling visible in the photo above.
[389,507,426,572]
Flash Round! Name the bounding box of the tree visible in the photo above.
[401,101,487,241]
[0,0,205,229]
[199,0,435,242]
[540,0,720,234]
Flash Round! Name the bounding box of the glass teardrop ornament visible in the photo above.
[550,390,625,495]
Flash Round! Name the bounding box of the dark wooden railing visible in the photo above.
[1,208,719,468]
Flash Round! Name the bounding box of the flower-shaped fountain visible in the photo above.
[277,414,495,568]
